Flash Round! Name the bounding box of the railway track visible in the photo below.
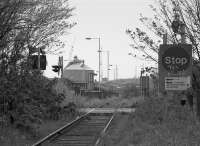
[32,109,114,146]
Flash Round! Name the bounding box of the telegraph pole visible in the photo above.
[115,65,118,80]
[59,56,63,78]
[107,51,110,80]
[98,38,101,89]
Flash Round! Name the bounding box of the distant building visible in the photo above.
[62,56,96,91]
[102,77,108,82]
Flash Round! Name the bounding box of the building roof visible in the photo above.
[64,62,93,71]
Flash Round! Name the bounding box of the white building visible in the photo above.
[62,56,96,90]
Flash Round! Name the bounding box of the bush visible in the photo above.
[0,72,65,133]
[120,83,140,98]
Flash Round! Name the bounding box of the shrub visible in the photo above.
[120,83,140,98]
[0,72,65,133]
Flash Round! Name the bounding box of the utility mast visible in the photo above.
[115,65,118,80]
[68,37,76,62]
[107,51,110,80]
[100,47,103,82]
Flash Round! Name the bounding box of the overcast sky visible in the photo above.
[45,0,157,79]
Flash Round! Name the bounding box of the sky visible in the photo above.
[44,0,157,80]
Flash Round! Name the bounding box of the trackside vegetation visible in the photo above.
[0,0,75,144]
[0,77,80,146]
[132,95,200,145]
[101,94,200,146]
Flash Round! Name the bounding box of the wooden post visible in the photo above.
[38,47,40,71]
[163,33,167,44]
[180,23,186,44]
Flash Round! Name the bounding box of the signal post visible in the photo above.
[158,7,194,115]
[159,4,192,95]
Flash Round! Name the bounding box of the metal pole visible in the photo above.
[98,38,101,92]
[113,69,115,80]
[107,51,109,80]
[116,65,118,80]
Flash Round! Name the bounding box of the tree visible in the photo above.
[126,0,200,119]
[0,0,75,130]
[0,0,75,73]
[126,0,200,62]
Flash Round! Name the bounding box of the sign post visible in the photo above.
[159,44,192,92]
[165,76,191,90]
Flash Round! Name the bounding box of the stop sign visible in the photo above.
[162,45,190,73]
[159,44,192,92]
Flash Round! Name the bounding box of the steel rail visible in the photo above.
[94,106,120,146]
[32,108,95,146]
[94,101,127,146]
[94,114,114,146]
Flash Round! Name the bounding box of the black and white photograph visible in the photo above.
[0,0,200,145]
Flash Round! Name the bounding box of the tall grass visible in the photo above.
[131,95,200,145]
[101,94,200,146]
[61,95,144,108]
[53,78,144,108]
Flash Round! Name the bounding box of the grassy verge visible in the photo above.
[62,95,144,108]
[0,95,142,146]
[0,126,32,146]
[0,76,143,146]
[102,94,200,146]
[0,115,77,146]
[54,78,144,108]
